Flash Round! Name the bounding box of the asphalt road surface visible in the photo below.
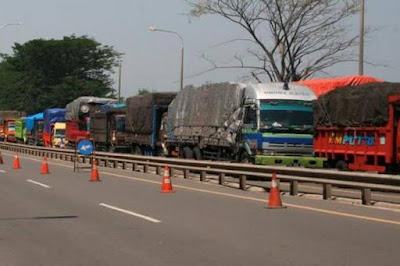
[0,152,399,266]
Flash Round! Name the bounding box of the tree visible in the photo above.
[188,0,359,82]
[137,88,156,95]
[0,35,119,114]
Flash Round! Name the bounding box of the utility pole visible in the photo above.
[359,0,365,76]
[117,57,122,103]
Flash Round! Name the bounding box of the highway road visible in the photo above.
[0,152,399,266]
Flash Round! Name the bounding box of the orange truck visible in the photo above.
[0,111,26,142]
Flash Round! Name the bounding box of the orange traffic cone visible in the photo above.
[265,172,286,209]
[160,165,174,193]
[0,151,3,165]
[13,154,20,169]
[41,157,50,174]
[90,158,101,182]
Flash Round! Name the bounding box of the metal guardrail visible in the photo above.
[1,142,400,206]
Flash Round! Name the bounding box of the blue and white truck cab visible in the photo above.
[240,82,324,167]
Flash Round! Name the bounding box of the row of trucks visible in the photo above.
[4,75,398,173]
[89,77,381,168]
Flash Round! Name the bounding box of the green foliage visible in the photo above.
[137,88,155,95]
[0,35,119,114]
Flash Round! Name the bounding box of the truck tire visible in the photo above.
[193,146,202,160]
[239,150,251,164]
[134,146,142,155]
[183,146,194,159]
[336,160,348,171]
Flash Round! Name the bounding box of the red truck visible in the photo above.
[65,97,117,148]
[314,83,400,173]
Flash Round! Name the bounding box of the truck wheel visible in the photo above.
[193,147,202,160]
[183,146,194,159]
[239,151,251,163]
[134,146,142,155]
[336,160,348,171]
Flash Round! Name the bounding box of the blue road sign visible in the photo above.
[77,139,94,155]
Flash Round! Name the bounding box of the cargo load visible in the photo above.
[313,82,400,127]
[126,93,176,135]
[26,113,44,131]
[66,97,117,121]
[44,109,66,134]
[296,75,383,97]
[166,83,244,146]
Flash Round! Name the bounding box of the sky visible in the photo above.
[0,0,399,97]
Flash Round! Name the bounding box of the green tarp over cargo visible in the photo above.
[313,82,400,127]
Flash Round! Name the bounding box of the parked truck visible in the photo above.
[125,93,177,155]
[90,103,128,152]
[0,111,26,142]
[65,97,117,148]
[15,118,27,143]
[314,82,400,173]
[43,109,66,147]
[165,82,324,167]
[26,112,44,146]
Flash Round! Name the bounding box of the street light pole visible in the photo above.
[118,58,122,103]
[359,0,365,76]
[149,26,184,90]
[0,22,22,31]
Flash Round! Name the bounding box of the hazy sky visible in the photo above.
[0,0,399,97]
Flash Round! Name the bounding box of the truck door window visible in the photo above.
[243,107,257,129]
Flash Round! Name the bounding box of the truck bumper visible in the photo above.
[255,155,326,168]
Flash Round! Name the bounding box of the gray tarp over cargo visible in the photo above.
[166,83,245,146]
[65,97,117,120]
[125,93,177,135]
[313,82,400,127]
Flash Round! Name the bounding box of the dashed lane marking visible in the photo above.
[3,152,400,226]
[99,203,161,223]
[0,170,5,173]
[27,179,51,189]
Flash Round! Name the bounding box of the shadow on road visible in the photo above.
[0,215,78,221]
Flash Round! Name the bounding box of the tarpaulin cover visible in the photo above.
[0,111,26,124]
[66,96,117,120]
[166,83,244,145]
[313,82,400,127]
[297,76,383,98]
[25,113,44,131]
[126,93,177,135]
[100,103,126,113]
[44,108,66,134]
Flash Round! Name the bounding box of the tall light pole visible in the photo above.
[359,0,365,76]
[0,22,22,31]
[149,26,184,90]
[117,53,124,104]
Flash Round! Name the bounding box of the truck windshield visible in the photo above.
[8,123,15,131]
[116,116,125,132]
[55,129,66,137]
[259,101,313,132]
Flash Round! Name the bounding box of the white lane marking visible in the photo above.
[99,203,161,223]
[0,170,5,173]
[27,179,51,189]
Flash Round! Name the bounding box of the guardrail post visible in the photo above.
[200,171,206,182]
[184,169,190,179]
[170,168,176,177]
[290,180,299,196]
[144,163,149,173]
[239,175,247,190]
[219,173,225,185]
[113,160,117,168]
[362,188,372,205]
[133,163,138,172]
[323,184,332,200]
[156,166,162,175]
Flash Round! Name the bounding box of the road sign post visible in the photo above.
[74,138,95,172]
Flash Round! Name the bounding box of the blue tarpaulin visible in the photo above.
[44,108,66,133]
[100,103,126,112]
[25,113,44,131]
